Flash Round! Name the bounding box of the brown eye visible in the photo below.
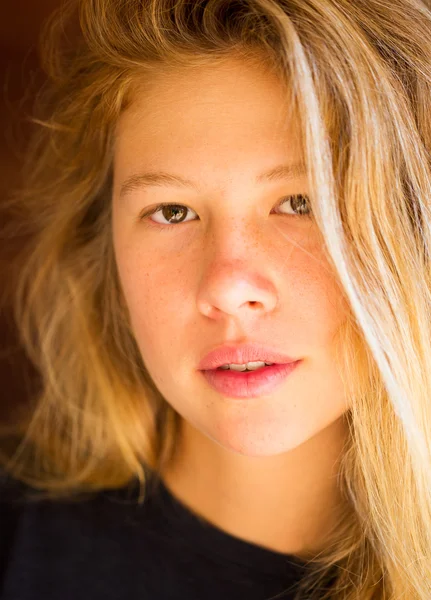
[158,204,189,224]
[141,203,197,225]
[277,194,311,217]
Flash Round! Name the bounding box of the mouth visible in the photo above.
[197,342,299,372]
[201,360,302,399]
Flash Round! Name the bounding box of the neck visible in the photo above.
[160,414,349,560]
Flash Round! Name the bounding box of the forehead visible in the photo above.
[116,58,301,143]
[113,59,305,193]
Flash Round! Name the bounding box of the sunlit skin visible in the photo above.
[112,56,351,560]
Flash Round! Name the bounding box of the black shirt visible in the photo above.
[0,473,315,600]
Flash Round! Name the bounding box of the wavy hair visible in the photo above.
[1,0,431,597]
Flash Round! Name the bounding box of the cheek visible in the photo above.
[114,241,194,359]
[282,248,349,352]
[310,271,348,345]
[270,223,349,348]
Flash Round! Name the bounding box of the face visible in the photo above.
[112,58,350,458]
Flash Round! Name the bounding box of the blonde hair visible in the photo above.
[1,0,431,597]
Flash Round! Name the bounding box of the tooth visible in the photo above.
[228,362,267,371]
[229,364,248,371]
[217,361,274,371]
[246,361,267,370]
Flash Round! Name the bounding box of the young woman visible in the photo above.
[1,0,431,598]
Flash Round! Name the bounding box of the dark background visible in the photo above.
[0,1,62,421]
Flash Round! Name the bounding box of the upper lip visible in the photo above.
[198,343,299,370]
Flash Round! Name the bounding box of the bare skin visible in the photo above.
[112,56,351,560]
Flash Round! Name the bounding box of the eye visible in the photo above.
[141,203,198,226]
[277,194,311,217]
[139,194,312,227]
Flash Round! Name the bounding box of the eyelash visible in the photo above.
[138,194,312,230]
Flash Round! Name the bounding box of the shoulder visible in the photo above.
[0,470,28,501]
[0,469,32,543]
[0,471,26,586]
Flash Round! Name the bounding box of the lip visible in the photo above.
[198,342,299,370]
[201,362,301,399]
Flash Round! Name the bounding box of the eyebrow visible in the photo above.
[119,163,307,198]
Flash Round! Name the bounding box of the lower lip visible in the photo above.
[200,361,301,399]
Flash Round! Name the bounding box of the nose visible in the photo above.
[197,259,278,322]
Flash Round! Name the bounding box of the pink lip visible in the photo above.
[198,342,299,371]
[201,361,301,399]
